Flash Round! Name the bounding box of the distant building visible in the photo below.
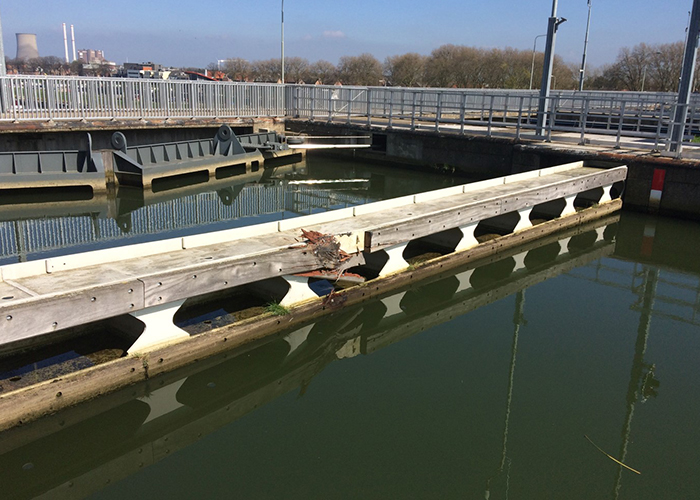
[16,33,39,60]
[77,49,105,64]
[119,62,169,79]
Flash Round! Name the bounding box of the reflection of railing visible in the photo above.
[0,183,372,263]
[567,259,700,327]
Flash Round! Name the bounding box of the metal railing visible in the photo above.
[287,85,700,155]
[0,75,284,121]
[1,74,699,156]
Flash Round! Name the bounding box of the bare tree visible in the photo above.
[221,58,252,81]
[251,58,281,82]
[284,57,310,83]
[384,53,427,87]
[308,60,337,84]
[337,53,383,85]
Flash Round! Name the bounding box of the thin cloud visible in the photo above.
[322,30,346,39]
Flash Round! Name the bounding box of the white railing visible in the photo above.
[1,75,699,156]
[287,84,699,153]
[0,75,285,121]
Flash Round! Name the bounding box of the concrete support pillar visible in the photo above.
[279,275,318,306]
[599,184,613,204]
[378,242,410,276]
[455,222,479,252]
[514,207,533,232]
[561,195,577,217]
[127,299,188,354]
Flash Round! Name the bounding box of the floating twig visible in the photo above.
[584,435,641,475]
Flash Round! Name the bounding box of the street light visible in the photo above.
[281,0,285,83]
[578,0,592,91]
[536,0,567,136]
[529,34,547,90]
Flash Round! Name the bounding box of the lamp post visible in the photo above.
[578,0,592,91]
[529,34,547,90]
[536,0,567,135]
[280,0,285,83]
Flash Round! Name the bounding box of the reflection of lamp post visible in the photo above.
[552,76,557,90]
[281,0,285,83]
[529,34,547,90]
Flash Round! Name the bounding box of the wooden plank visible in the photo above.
[0,279,145,346]
[365,167,626,251]
[138,245,344,307]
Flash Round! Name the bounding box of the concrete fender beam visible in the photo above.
[127,299,189,354]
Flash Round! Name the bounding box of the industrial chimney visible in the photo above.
[62,23,69,63]
[16,33,39,60]
[70,25,76,61]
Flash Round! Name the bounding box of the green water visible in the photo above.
[1,209,699,498]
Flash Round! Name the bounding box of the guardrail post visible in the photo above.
[516,96,523,140]
[579,98,590,145]
[411,91,417,130]
[615,100,626,149]
[366,88,372,127]
[435,92,442,132]
[388,89,394,128]
[487,95,495,137]
[459,92,467,135]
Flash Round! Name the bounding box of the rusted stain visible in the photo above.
[301,229,352,268]
[321,289,347,309]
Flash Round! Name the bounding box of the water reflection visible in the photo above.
[2,212,699,499]
[0,156,460,265]
[0,215,617,498]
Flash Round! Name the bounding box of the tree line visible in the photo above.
[3,40,693,92]
[212,40,694,91]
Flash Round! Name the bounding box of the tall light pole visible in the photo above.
[281,0,285,84]
[529,34,547,90]
[578,0,592,91]
[0,6,6,76]
[669,0,700,154]
[536,0,567,136]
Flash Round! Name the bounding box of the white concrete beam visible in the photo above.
[127,299,188,354]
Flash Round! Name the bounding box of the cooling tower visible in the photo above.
[16,33,39,60]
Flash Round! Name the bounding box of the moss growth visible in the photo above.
[265,302,290,316]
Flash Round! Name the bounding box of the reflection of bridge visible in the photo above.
[0,181,372,264]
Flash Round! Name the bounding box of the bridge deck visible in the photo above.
[0,161,626,351]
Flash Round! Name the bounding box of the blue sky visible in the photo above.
[0,0,692,68]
